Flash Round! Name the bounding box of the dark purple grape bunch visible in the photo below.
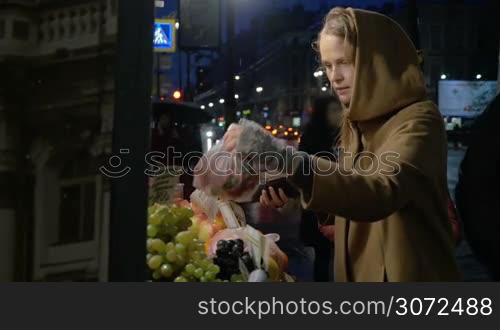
[214,239,255,280]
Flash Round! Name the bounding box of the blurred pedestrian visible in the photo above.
[455,94,500,281]
[298,96,342,281]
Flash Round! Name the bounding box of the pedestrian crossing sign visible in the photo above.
[154,19,176,53]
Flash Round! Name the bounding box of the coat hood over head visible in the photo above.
[346,8,426,121]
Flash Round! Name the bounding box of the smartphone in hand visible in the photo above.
[250,177,300,202]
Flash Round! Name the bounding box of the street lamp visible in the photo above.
[175,22,180,30]
[256,86,263,93]
[219,98,225,104]
[476,74,482,80]
[200,105,206,110]
[173,90,182,100]
[313,70,324,78]
[235,75,240,80]
[234,94,239,99]
[440,74,447,80]
[321,86,328,92]
[209,102,214,108]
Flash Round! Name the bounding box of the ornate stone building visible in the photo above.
[0,0,118,281]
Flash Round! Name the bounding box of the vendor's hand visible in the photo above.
[319,224,335,242]
[259,186,289,208]
[222,124,244,152]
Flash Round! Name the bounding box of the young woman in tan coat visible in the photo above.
[225,8,460,282]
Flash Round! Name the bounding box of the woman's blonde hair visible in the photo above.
[313,7,357,149]
[314,7,357,61]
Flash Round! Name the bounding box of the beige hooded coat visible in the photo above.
[293,8,461,281]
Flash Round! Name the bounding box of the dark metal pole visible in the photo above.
[497,40,500,93]
[177,0,183,91]
[178,52,183,90]
[109,0,153,281]
[224,0,236,129]
[186,51,191,100]
[157,53,161,98]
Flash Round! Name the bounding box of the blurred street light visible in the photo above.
[476,74,482,80]
[321,86,328,92]
[235,75,240,80]
[234,94,239,99]
[175,22,180,30]
[209,102,214,108]
[256,86,263,93]
[314,70,324,78]
[173,90,182,99]
[440,74,447,80]
[219,98,225,104]
[200,105,206,109]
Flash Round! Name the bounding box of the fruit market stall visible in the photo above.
[146,191,290,282]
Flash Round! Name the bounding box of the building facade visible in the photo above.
[0,0,118,281]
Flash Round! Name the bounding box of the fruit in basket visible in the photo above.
[175,243,186,254]
[160,263,174,278]
[173,198,191,209]
[151,239,166,253]
[146,202,225,282]
[213,214,226,232]
[198,221,214,242]
[213,239,255,280]
[148,255,163,270]
[146,239,155,253]
[185,263,196,275]
[269,243,288,272]
[174,276,188,282]
[152,270,162,280]
[267,257,281,281]
[194,268,204,279]
[147,225,158,238]
[175,231,195,245]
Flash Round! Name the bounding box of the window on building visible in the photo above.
[13,20,30,40]
[467,25,479,49]
[56,178,96,245]
[59,25,65,38]
[111,0,118,15]
[0,19,5,39]
[455,25,465,50]
[431,25,442,50]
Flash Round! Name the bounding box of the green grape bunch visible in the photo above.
[146,203,221,282]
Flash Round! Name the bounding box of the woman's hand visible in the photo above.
[222,124,244,152]
[319,224,335,242]
[259,186,289,208]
